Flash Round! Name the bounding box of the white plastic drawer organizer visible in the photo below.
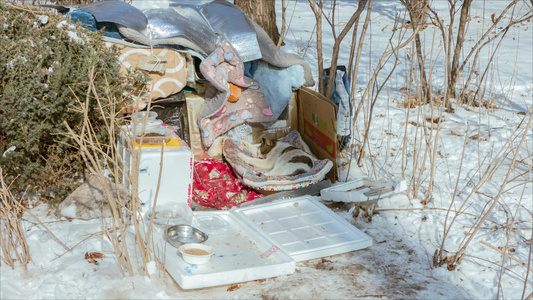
[156,196,372,289]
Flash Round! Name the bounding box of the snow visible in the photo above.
[66,31,85,44]
[59,203,77,219]
[36,15,49,25]
[146,261,158,276]
[1,1,532,299]
[2,146,16,158]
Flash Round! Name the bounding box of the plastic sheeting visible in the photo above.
[130,0,212,10]
[143,0,262,62]
[70,0,261,62]
[200,0,262,62]
[142,6,218,55]
[79,1,147,32]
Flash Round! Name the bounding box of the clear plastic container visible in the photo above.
[135,111,158,120]
[146,203,193,227]
[193,214,229,235]
[134,122,171,144]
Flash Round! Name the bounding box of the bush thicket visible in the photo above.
[0,2,145,203]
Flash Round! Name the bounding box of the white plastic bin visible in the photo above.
[118,130,193,213]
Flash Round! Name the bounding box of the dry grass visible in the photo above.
[61,67,163,277]
[0,169,31,269]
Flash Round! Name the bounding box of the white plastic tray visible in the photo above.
[235,196,372,262]
[157,196,372,289]
[156,211,295,289]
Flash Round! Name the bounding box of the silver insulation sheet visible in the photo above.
[200,1,262,62]
[81,0,262,62]
[80,1,147,32]
[142,6,219,55]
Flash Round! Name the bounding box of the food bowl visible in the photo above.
[165,225,208,248]
[178,243,215,265]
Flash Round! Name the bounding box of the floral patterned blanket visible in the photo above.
[198,41,274,148]
[192,158,264,209]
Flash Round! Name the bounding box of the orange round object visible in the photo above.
[227,83,242,103]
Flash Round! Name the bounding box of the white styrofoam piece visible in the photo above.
[118,132,193,212]
[235,196,373,262]
[156,211,295,290]
[156,196,372,289]
[320,179,406,203]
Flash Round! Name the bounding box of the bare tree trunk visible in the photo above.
[401,0,431,104]
[414,34,431,103]
[308,0,325,95]
[277,0,288,49]
[235,0,281,45]
[448,0,473,103]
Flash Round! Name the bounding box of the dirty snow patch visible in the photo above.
[60,203,77,219]
[146,261,158,276]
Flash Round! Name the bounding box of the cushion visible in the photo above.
[108,42,188,104]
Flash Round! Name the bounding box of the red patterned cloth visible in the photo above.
[192,158,264,209]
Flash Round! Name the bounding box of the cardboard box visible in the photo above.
[297,87,338,183]
[185,92,210,160]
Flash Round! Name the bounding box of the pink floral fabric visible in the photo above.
[199,40,274,148]
[192,158,264,210]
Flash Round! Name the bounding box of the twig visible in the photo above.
[465,252,528,280]
[480,240,533,274]
[523,215,533,299]
[26,219,71,229]
[51,231,104,261]
[438,123,470,263]
[374,207,499,224]
[307,0,324,94]
[6,2,42,13]
[323,0,368,99]
[451,111,533,266]
[276,0,287,49]
[15,201,70,251]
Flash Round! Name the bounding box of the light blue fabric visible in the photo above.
[245,60,305,123]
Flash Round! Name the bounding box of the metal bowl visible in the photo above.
[165,225,208,248]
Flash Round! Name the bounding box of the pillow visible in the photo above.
[108,42,188,104]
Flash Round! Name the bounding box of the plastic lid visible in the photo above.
[194,214,229,235]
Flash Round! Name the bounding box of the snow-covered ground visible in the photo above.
[1,1,532,299]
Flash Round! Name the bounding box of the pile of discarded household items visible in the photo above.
[48,0,405,289]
